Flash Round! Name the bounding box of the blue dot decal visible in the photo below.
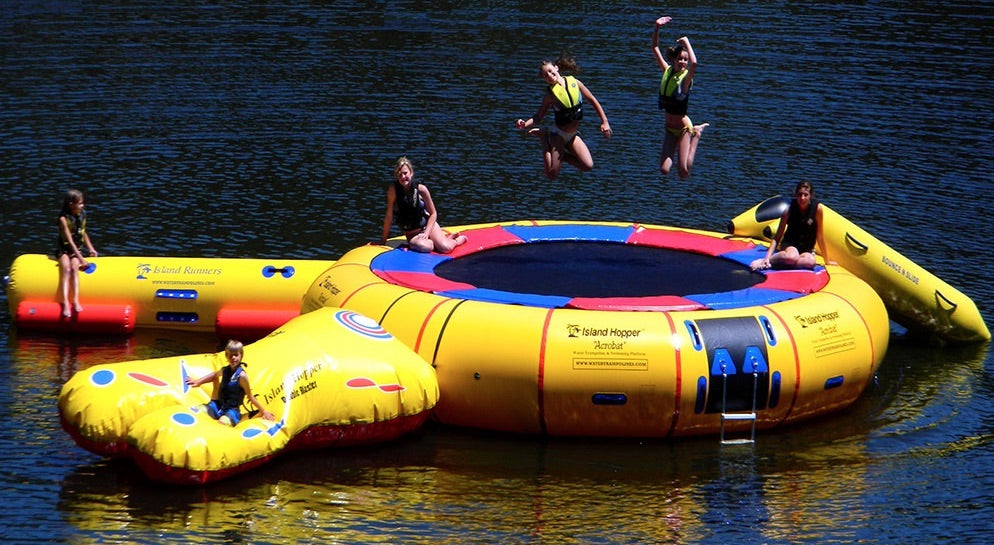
[172,412,196,426]
[90,369,115,387]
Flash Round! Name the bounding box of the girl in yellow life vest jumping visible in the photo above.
[652,16,708,179]
[515,54,611,181]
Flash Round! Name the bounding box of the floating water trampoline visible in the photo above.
[303,220,890,439]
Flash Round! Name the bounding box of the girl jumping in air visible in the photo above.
[515,54,612,181]
[652,16,708,179]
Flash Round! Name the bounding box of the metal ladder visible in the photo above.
[719,368,758,445]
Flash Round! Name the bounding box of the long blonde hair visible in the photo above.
[393,156,414,179]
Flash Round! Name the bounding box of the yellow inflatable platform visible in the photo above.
[728,197,990,344]
[57,307,439,485]
[6,254,336,339]
[302,220,890,439]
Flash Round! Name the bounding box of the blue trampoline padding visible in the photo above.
[721,247,768,267]
[503,224,636,243]
[687,288,804,310]
[438,288,573,308]
[371,249,449,274]
[369,223,827,310]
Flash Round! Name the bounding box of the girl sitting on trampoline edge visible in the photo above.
[751,181,836,271]
[380,156,467,254]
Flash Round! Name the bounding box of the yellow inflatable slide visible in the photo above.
[58,307,439,485]
[728,196,989,344]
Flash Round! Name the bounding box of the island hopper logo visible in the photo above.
[136,263,152,280]
[566,324,643,340]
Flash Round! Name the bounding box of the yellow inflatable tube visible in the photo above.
[302,220,890,438]
[58,307,439,484]
[7,254,336,338]
[728,197,990,344]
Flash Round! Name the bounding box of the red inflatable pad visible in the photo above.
[215,307,301,342]
[566,295,707,312]
[15,301,134,335]
[628,227,756,255]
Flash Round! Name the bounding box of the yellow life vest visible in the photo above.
[549,75,583,125]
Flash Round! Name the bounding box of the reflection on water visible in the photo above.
[43,337,989,543]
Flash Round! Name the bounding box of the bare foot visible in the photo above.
[453,235,468,246]
[692,123,710,137]
[61,304,72,318]
[750,258,770,271]
[74,303,84,313]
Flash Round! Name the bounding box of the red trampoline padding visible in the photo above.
[215,307,300,342]
[629,227,755,256]
[757,269,830,293]
[15,301,135,335]
[445,225,526,259]
[566,296,707,312]
[375,271,476,293]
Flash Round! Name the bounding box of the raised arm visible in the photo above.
[652,16,672,71]
[677,36,698,91]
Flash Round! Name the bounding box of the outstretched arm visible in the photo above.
[516,94,553,131]
[239,375,274,421]
[652,16,672,70]
[577,80,612,140]
[185,369,219,388]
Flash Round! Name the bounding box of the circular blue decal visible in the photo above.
[334,310,393,341]
[90,369,115,387]
[171,412,196,426]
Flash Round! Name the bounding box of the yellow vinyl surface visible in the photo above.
[8,254,336,333]
[302,220,890,438]
[57,307,438,483]
[728,198,990,343]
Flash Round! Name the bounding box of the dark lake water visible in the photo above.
[2,1,993,543]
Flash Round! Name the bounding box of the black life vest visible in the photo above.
[781,198,820,254]
[217,364,246,411]
[393,179,427,232]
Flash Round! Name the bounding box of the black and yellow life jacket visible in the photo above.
[549,75,583,125]
[658,66,691,115]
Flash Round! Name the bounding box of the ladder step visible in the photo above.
[721,438,755,445]
[721,412,756,421]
